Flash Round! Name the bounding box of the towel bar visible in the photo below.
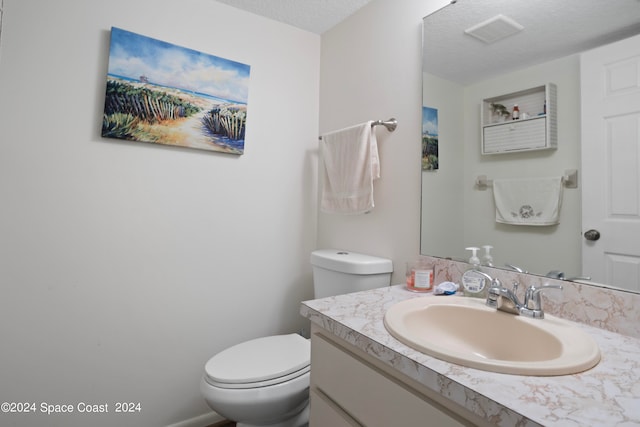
[319,118,397,140]
[476,169,578,190]
[372,118,398,132]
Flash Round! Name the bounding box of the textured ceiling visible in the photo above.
[215,0,374,34]
[424,0,640,85]
[216,0,640,85]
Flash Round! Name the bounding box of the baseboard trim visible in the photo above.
[165,411,225,427]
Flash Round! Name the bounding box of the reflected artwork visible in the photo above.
[422,106,438,170]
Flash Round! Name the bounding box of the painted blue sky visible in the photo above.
[107,27,250,103]
[422,106,438,136]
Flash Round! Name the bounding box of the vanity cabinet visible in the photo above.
[481,83,557,154]
[309,325,489,427]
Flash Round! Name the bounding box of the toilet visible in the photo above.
[200,249,393,427]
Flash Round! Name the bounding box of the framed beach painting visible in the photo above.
[422,106,439,170]
[102,27,250,155]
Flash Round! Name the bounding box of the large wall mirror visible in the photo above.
[421,0,640,292]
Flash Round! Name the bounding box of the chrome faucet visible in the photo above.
[478,271,563,319]
[486,281,522,315]
[471,270,503,297]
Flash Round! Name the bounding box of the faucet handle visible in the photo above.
[505,263,528,274]
[511,281,520,296]
[524,283,563,313]
[546,270,565,280]
[566,276,592,281]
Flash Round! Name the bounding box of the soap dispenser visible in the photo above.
[461,247,487,298]
[481,245,494,267]
[466,247,480,267]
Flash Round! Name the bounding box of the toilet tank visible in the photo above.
[310,249,393,299]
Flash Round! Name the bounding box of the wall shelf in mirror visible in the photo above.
[481,83,557,155]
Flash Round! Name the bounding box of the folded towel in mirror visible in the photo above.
[493,177,563,226]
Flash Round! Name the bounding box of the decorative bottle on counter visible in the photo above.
[405,260,434,293]
[512,104,520,120]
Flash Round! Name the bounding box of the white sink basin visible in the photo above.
[383,296,600,376]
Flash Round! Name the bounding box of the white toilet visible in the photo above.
[200,249,393,427]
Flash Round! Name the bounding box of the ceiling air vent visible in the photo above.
[464,14,524,44]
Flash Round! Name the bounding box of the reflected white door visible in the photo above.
[581,34,640,292]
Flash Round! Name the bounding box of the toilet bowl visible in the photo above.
[201,334,310,427]
[201,249,393,426]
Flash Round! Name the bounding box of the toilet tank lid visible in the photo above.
[310,249,393,275]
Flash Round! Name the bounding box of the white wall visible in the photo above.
[318,0,451,284]
[0,1,319,426]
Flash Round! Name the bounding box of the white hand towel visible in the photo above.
[320,121,379,214]
[493,177,563,226]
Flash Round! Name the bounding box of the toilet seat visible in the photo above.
[204,334,310,389]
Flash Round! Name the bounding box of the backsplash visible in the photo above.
[424,256,640,339]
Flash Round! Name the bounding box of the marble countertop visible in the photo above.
[300,285,640,427]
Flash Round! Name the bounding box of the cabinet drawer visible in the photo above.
[310,389,361,427]
[311,332,467,427]
[482,117,548,154]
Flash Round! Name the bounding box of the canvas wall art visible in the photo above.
[422,106,439,170]
[102,27,251,155]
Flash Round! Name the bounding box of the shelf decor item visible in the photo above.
[489,102,511,122]
[101,27,251,155]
